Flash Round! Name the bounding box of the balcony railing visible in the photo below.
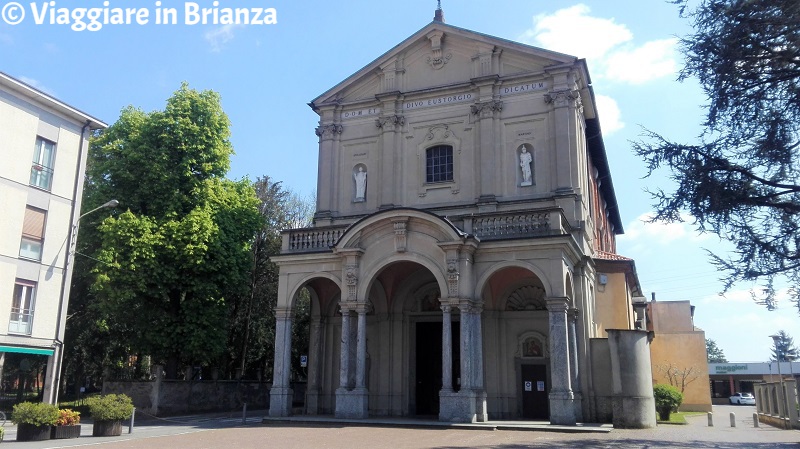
[280,209,570,254]
[8,309,33,335]
[469,211,556,240]
[282,226,348,253]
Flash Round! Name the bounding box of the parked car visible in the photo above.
[729,392,756,405]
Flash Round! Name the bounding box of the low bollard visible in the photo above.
[129,407,136,434]
[730,412,736,428]
[242,402,247,425]
[707,412,713,427]
[753,412,759,428]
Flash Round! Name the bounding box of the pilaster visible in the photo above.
[269,309,294,417]
[547,297,576,425]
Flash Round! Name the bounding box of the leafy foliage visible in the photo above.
[706,339,728,363]
[55,409,81,426]
[12,402,60,426]
[224,177,314,380]
[770,330,799,361]
[72,84,261,379]
[653,384,684,421]
[86,394,134,421]
[633,0,800,310]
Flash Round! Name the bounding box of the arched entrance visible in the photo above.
[480,265,552,420]
[367,260,461,416]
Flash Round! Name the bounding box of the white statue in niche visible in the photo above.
[354,166,367,202]
[519,145,533,186]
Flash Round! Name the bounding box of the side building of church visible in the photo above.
[268,12,656,426]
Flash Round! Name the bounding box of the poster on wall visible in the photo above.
[524,381,532,392]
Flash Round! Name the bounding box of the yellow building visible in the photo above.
[647,300,712,412]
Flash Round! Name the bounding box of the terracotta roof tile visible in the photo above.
[594,250,633,261]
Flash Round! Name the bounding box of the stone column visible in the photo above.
[338,306,352,391]
[355,307,368,390]
[472,303,487,422]
[544,70,580,194]
[314,112,343,224]
[546,297,575,425]
[269,309,294,417]
[568,308,583,422]
[441,303,453,392]
[470,80,502,209]
[305,318,323,414]
[375,94,403,208]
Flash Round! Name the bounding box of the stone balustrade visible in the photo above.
[282,226,348,253]
[281,209,569,254]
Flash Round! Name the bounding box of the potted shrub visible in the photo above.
[86,394,134,437]
[51,408,81,439]
[12,401,59,441]
[653,384,683,421]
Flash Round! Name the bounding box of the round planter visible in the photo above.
[17,423,52,441]
[92,420,122,437]
[51,424,81,439]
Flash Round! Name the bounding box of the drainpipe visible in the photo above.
[47,120,92,404]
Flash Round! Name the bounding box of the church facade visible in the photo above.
[269,12,654,426]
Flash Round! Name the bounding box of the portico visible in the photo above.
[268,6,653,426]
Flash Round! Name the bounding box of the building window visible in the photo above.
[9,281,36,335]
[30,137,55,191]
[19,206,46,261]
[425,145,453,183]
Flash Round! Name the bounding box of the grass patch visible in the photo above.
[657,412,705,425]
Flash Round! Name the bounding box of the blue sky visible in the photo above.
[2,0,796,362]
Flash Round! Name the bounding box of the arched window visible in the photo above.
[425,145,453,183]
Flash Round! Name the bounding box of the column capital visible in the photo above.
[458,298,483,314]
[275,309,294,320]
[354,301,373,314]
[338,302,355,314]
[546,297,570,312]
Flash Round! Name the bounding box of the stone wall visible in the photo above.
[103,379,271,417]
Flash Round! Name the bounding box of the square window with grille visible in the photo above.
[9,280,36,335]
[30,137,55,191]
[425,145,453,183]
[19,206,46,261]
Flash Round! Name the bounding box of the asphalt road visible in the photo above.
[5,404,798,449]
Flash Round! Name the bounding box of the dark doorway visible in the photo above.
[521,364,549,420]
[415,321,460,416]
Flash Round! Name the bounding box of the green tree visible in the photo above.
[770,330,799,362]
[633,0,800,310]
[706,339,728,363]
[224,178,315,380]
[85,84,261,379]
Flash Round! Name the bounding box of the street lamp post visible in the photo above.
[44,199,119,404]
[770,334,790,429]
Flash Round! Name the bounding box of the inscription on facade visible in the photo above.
[500,82,547,96]
[405,93,473,110]
[343,108,381,119]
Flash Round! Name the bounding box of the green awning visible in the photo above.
[0,346,54,356]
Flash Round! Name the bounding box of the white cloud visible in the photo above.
[519,4,632,60]
[519,4,677,85]
[594,94,624,135]
[620,212,706,245]
[17,76,56,96]
[605,38,678,84]
[205,24,242,52]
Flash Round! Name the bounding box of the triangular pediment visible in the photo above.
[311,21,580,108]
